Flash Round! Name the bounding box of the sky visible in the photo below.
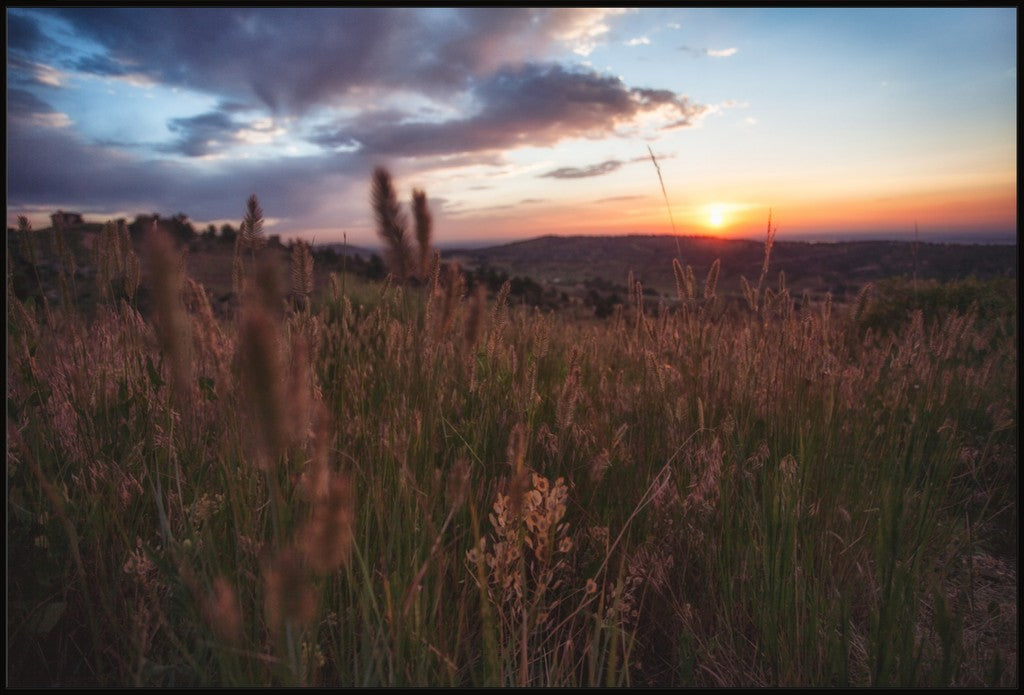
[6,7,1017,247]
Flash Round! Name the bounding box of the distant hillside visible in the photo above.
[448,234,1017,299]
[316,241,378,259]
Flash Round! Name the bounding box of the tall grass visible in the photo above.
[6,194,1017,687]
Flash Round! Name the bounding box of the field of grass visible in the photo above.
[6,210,1017,686]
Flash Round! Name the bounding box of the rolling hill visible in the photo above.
[447,234,1017,299]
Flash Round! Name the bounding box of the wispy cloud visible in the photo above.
[540,159,623,179]
[678,45,739,59]
[625,36,650,47]
[594,194,645,204]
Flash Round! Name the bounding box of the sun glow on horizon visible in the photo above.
[707,204,727,229]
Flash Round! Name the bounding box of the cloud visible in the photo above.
[30,8,627,115]
[6,101,376,226]
[7,56,71,88]
[547,8,626,56]
[163,110,241,156]
[678,45,739,58]
[8,88,56,116]
[7,87,73,129]
[6,11,48,54]
[313,63,706,157]
[594,194,646,203]
[6,9,704,237]
[625,36,651,47]
[540,160,623,179]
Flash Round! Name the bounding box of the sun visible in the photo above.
[706,203,728,230]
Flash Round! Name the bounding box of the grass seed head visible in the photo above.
[372,167,414,282]
[146,224,193,403]
[238,301,286,464]
[300,473,355,575]
[204,577,242,644]
[412,187,433,279]
[263,547,316,634]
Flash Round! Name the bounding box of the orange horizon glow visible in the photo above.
[429,177,1017,244]
[14,181,1013,247]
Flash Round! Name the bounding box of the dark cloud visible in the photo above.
[163,110,239,157]
[5,108,372,224]
[7,88,57,117]
[7,11,47,54]
[71,53,135,77]
[32,8,622,115]
[315,63,705,157]
[540,159,623,179]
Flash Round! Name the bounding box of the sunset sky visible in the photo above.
[6,7,1017,246]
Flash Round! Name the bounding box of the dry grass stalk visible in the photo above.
[648,145,682,258]
[240,194,266,253]
[683,438,723,517]
[672,259,685,301]
[464,283,486,352]
[446,458,471,509]
[146,224,193,403]
[183,277,227,366]
[741,275,757,311]
[286,331,313,449]
[253,254,286,319]
[439,262,464,336]
[238,298,287,465]
[120,224,141,301]
[52,214,77,290]
[94,221,117,302]
[291,239,314,311]
[755,210,777,297]
[505,423,531,519]
[428,250,442,292]
[203,577,243,644]
[263,547,316,634]
[232,232,246,297]
[17,215,38,264]
[634,280,646,336]
[684,264,696,301]
[412,188,433,280]
[704,259,721,301]
[299,472,355,575]
[372,167,414,282]
[15,216,55,319]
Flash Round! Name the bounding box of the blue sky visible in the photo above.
[6,7,1016,246]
